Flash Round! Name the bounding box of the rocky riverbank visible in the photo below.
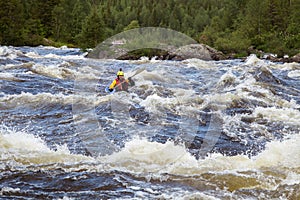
[263,53,300,63]
[87,41,299,63]
[87,43,226,61]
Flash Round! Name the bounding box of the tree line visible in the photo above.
[0,0,299,57]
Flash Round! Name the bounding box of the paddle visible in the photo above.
[127,66,146,79]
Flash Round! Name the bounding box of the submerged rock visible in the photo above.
[253,66,281,84]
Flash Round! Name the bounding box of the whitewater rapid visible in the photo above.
[0,46,299,199]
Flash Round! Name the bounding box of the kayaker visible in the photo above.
[108,68,135,92]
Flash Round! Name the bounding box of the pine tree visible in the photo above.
[0,0,25,45]
[52,5,64,41]
[77,7,106,49]
[72,0,91,39]
[285,0,300,51]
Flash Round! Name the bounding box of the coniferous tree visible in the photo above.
[193,10,210,34]
[0,0,299,55]
[140,6,151,27]
[77,7,106,49]
[72,0,91,40]
[285,0,300,51]
[56,0,76,42]
[0,0,25,45]
[52,5,64,41]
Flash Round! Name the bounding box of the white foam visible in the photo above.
[1,122,299,183]
[0,129,51,152]
[43,51,85,60]
[0,92,108,109]
[0,46,23,59]
[128,58,150,64]
[0,127,93,165]
[253,133,300,168]
[288,70,300,79]
[0,46,10,56]
[60,45,68,49]
[25,51,42,58]
[139,56,149,61]
[31,63,76,79]
[271,62,300,70]
[29,63,99,80]
[184,58,216,69]
[203,92,238,106]
[216,70,236,88]
[63,54,87,60]
[77,65,101,79]
[138,70,167,82]
[44,53,62,59]
[233,73,299,109]
[245,54,264,66]
[0,62,34,70]
[101,138,197,173]
[139,93,178,113]
[97,133,300,176]
[170,88,201,106]
[158,191,221,200]
[0,187,21,195]
[0,73,18,81]
[281,172,300,186]
[253,107,300,125]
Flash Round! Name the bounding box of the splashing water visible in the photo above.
[0,46,299,199]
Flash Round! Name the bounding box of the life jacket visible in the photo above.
[114,77,129,91]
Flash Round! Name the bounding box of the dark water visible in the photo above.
[0,46,299,199]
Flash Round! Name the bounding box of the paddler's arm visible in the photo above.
[109,80,117,92]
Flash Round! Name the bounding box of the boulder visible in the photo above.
[168,44,226,61]
[291,53,300,63]
[87,42,226,61]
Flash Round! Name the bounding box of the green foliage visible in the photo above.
[123,20,140,31]
[76,7,107,49]
[254,32,289,57]
[118,48,168,60]
[72,0,92,39]
[199,16,225,47]
[0,0,26,45]
[0,0,299,56]
[214,31,251,54]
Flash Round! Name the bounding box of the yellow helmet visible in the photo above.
[117,69,124,76]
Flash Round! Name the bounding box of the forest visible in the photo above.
[0,0,299,57]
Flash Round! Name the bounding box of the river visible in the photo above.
[0,45,299,199]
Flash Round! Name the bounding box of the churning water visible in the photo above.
[0,46,299,199]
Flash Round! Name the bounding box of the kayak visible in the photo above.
[105,86,115,94]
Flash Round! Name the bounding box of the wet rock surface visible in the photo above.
[87,43,226,61]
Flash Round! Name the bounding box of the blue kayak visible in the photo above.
[105,86,115,94]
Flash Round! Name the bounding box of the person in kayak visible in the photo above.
[108,68,135,92]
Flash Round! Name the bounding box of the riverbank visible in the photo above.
[87,42,300,63]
